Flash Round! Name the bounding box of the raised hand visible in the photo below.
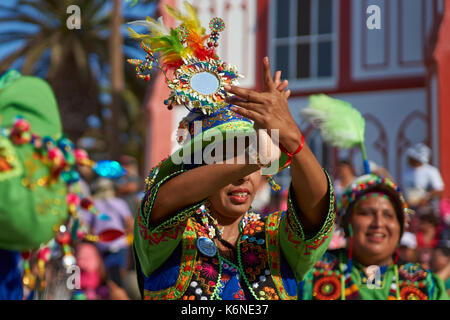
[225,57,301,153]
[272,70,291,99]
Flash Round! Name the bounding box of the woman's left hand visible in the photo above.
[225,57,302,153]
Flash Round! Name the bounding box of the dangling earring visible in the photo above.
[266,175,281,192]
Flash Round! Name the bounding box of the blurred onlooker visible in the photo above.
[398,231,417,264]
[431,245,450,295]
[115,155,140,217]
[75,242,109,300]
[402,143,444,216]
[83,178,134,289]
[417,213,440,249]
[440,199,450,233]
[333,160,356,199]
[76,164,95,198]
[416,213,441,269]
[328,225,346,250]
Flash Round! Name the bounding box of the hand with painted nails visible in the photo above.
[225,57,302,153]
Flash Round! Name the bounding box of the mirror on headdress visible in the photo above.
[190,72,219,95]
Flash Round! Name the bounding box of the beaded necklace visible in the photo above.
[195,203,262,300]
[195,202,259,243]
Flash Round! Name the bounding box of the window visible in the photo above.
[270,0,339,90]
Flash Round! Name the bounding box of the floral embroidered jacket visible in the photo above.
[133,170,336,300]
[300,249,449,300]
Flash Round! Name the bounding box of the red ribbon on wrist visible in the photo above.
[279,134,305,169]
[280,134,305,157]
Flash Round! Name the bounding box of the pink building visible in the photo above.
[142,0,450,197]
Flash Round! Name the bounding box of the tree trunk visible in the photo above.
[109,0,125,160]
[49,52,98,143]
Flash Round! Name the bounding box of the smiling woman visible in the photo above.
[300,174,449,300]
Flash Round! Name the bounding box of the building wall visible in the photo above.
[287,88,429,186]
[351,0,435,81]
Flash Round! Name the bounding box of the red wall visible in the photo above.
[434,0,450,198]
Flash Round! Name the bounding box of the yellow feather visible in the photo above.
[144,16,169,36]
[183,1,205,35]
[127,27,150,40]
[165,1,205,36]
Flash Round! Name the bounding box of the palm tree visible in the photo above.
[0,0,155,160]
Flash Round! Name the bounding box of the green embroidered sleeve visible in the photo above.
[134,169,205,276]
[429,273,450,300]
[279,170,336,282]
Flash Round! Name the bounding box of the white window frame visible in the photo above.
[269,0,340,91]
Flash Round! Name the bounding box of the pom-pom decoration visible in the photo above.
[10,117,31,145]
[93,160,126,179]
[209,17,225,33]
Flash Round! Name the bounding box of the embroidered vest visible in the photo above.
[143,211,298,300]
[308,251,431,300]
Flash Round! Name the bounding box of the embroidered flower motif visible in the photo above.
[243,220,264,236]
[233,289,245,300]
[241,242,267,282]
[313,276,341,300]
[240,212,261,230]
[208,226,216,238]
[400,286,428,300]
[242,248,261,266]
[200,263,218,280]
[259,287,279,300]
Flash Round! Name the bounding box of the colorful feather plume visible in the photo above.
[300,94,371,173]
[128,1,214,71]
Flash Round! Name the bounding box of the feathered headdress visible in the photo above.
[300,94,370,174]
[127,1,242,115]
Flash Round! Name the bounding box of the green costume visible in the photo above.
[134,162,336,300]
[300,174,449,300]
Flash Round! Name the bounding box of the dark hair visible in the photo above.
[435,245,450,257]
[419,213,439,227]
[337,159,356,176]
[338,159,353,167]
